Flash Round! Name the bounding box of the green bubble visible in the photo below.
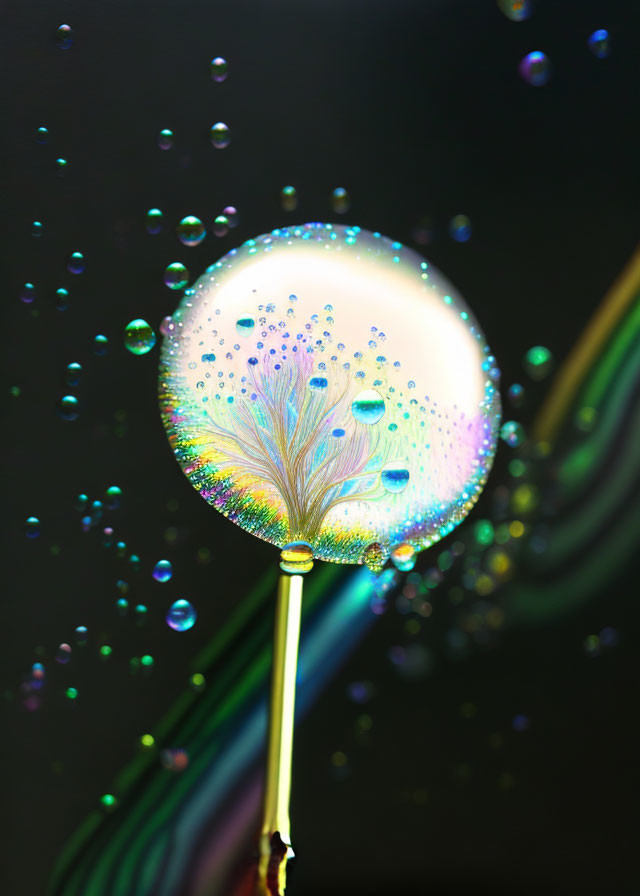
[124,319,156,355]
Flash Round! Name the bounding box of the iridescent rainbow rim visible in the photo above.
[158,223,501,565]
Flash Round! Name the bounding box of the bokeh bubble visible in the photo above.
[66,362,82,386]
[56,158,68,174]
[588,29,611,59]
[56,24,73,49]
[210,122,230,149]
[25,516,41,538]
[36,126,49,144]
[32,221,43,237]
[56,643,72,664]
[105,485,122,509]
[164,262,189,290]
[146,208,164,235]
[449,214,472,242]
[500,420,525,447]
[177,216,206,247]
[523,344,553,380]
[124,319,156,355]
[210,56,228,82]
[59,395,80,421]
[519,51,551,86]
[56,287,69,311]
[280,186,298,211]
[166,599,197,631]
[67,251,85,274]
[331,187,351,214]
[158,129,174,150]
[159,223,501,565]
[74,625,88,646]
[94,334,108,355]
[498,0,532,22]
[507,382,525,407]
[153,559,173,582]
[20,283,36,304]
[223,206,238,228]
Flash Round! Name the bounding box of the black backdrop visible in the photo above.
[2,1,639,893]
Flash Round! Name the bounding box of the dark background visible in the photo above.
[2,0,639,893]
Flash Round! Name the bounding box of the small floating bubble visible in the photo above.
[25,516,40,538]
[20,283,36,304]
[381,462,410,494]
[67,251,85,274]
[280,186,298,212]
[56,287,69,311]
[124,319,156,355]
[309,376,328,391]
[100,794,118,812]
[161,748,189,771]
[588,29,610,59]
[56,24,73,49]
[223,206,238,227]
[105,486,122,509]
[213,215,229,237]
[332,427,346,438]
[507,383,525,407]
[523,345,553,380]
[331,187,351,214]
[352,389,385,425]
[519,51,551,87]
[55,158,68,174]
[94,334,108,355]
[500,420,525,447]
[36,126,49,144]
[449,214,472,242]
[210,56,228,82]
[177,216,206,246]
[32,221,43,237]
[153,559,173,583]
[158,129,174,150]
[59,395,80,421]
[166,599,197,631]
[280,542,314,575]
[210,122,230,149]
[74,625,88,646]
[164,262,189,290]
[146,208,164,234]
[498,0,532,21]
[65,687,78,701]
[56,643,72,664]
[235,315,255,337]
[66,362,82,386]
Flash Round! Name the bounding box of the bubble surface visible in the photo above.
[159,224,501,565]
[166,599,197,631]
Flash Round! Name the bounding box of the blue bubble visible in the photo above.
[166,599,197,631]
[309,376,328,391]
[153,560,173,583]
[381,463,410,494]
[588,29,610,59]
[352,389,385,424]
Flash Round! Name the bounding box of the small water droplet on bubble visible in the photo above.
[363,542,387,574]
[166,599,197,631]
[124,319,156,355]
[352,389,385,425]
[381,462,410,494]
[177,216,206,247]
[235,315,255,337]
[280,542,314,574]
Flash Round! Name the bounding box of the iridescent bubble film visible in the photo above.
[158,223,501,565]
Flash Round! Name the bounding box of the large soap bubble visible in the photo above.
[159,223,501,566]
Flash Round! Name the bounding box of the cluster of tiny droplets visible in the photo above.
[159,223,501,566]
